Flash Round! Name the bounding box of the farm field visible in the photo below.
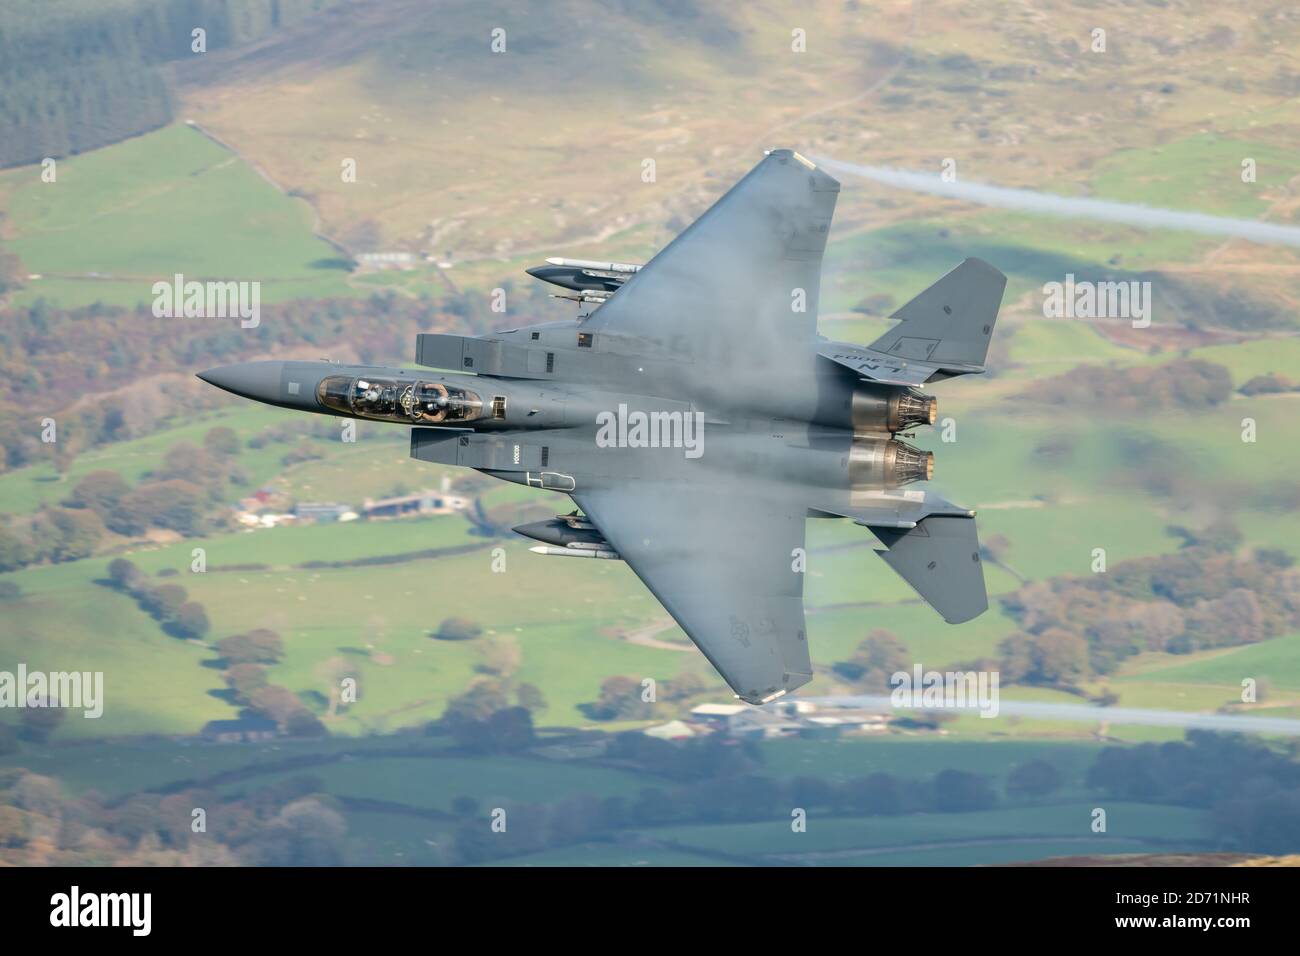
[0,124,355,310]
[0,731,1217,866]
[643,803,1210,857]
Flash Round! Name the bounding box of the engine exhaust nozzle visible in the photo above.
[849,436,935,489]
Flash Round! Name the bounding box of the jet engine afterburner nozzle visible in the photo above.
[851,383,938,435]
[895,389,938,430]
[886,438,934,485]
[849,436,935,489]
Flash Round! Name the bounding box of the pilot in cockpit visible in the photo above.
[414,382,451,423]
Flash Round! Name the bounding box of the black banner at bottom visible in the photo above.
[0,863,1291,941]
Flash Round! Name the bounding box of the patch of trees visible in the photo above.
[0,503,150,571]
[0,768,346,865]
[442,706,537,754]
[1239,373,1299,396]
[602,731,767,783]
[431,617,483,641]
[435,677,549,752]
[83,472,209,537]
[0,389,131,476]
[583,672,711,721]
[0,702,67,747]
[832,629,910,691]
[1087,731,1300,853]
[1156,278,1295,332]
[216,629,284,665]
[992,540,1300,687]
[220,663,326,738]
[1016,359,1232,412]
[105,558,209,639]
[136,432,249,514]
[0,0,346,168]
[0,424,253,572]
[1006,758,1065,799]
[0,252,24,296]
[206,627,326,736]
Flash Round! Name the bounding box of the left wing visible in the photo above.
[574,482,812,704]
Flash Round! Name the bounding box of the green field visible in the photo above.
[0,124,356,309]
[759,736,1102,786]
[1091,134,1298,220]
[0,585,230,737]
[0,731,1219,866]
[217,752,648,811]
[1119,632,1300,692]
[645,802,1210,857]
[0,404,313,514]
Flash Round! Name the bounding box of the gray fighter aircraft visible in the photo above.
[198,149,1006,705]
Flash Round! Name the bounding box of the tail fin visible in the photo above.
[868,258,1006,369]
[870,515,988,623]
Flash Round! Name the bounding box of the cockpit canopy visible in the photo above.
[316,375,483,424]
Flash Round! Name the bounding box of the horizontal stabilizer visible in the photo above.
[813,489,975,529]
[866,257,1006,371]
[815,341,937,386]
[870,516,988,624]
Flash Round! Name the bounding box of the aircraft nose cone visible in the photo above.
[196,361,286,403]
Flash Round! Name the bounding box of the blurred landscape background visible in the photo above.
[1,0,1300,866]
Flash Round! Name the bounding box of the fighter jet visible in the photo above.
[198,149,1006,705]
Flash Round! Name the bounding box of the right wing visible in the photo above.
[573,482,812,704]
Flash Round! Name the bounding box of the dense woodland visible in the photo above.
[1016,358,1234,411]
[0,0,341,168]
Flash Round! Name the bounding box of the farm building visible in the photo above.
[294,502,354,522]
[361,490,469,519]
[200,716,278,744]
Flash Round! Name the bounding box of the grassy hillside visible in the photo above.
[0,123,352,309]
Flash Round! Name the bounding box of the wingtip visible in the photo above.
[764,147,815,168]
[942,600,990,625]
[962,256,1008,282]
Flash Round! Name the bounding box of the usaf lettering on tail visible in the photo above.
[198,149,1006,705]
